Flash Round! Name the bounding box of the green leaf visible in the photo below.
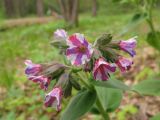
[92,78,130,91]
[132,79,160,96]
[119,13,147,36]
[146,31,160,51]
[130,13,147,23]
[61,89,97,120]
[150,113,160,120]
[96,87,123,112]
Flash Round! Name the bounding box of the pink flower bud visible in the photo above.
[115,57,133,72]
[28,75,50,90]
[54,29,67,40]
[25,60,41,76]
[44,87,63,111]
[93,58,116,81]
[119,37,137,57]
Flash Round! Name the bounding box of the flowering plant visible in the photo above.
[25,29,138,120]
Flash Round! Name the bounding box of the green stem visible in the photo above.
[77,72,93,90]
[77,73,110,120]
[96,97,110,120]
[145,0,156,33]
[146,19,155,32]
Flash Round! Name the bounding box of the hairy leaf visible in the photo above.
[96,87,123,112]
[61,89,97,120]
[132,79,160,96]
[92,78,130,91]
[146,31,160,51]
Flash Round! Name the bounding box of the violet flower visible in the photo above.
[44,87,63,111]
[25,60,41,76]
[28,75,50,90]
[66,33,93,66]
[116,57,133,73]
[54,29,68,40]
[93,58,116,81]
[119,37,137,57]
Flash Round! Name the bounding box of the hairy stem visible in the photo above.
[77,72,110,120]
[96,96,110,120]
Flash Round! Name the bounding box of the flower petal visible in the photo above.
[54,29,67,40]
[116,57,133,72]
[93,58,116,81]
[66,47,78,56]
[119,37,137,57]
[44,87,62,111]
[67,34,82,47]
[24,60,41,76]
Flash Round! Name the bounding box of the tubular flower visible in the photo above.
[54,29,68,40]
[115,57,133,72]
[44,87,63,111]
[25,60,41,76]
[28,75,50,90]
[119,37,137,57]
[66,33,93,66]
[93,58,116,81]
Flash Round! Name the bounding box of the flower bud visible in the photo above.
[70,75,81,90]
[54,29,67,40]
[115,56,133,72]
[51,29,68,50]
[44,87,63,111]
[28,75,50,90]
[25,60,41,76]
[94,34,112,47]
[119,37,137,57]
[56,72,72,98]
[41,63,66,79]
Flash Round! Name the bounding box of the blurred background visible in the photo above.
[0,0,160,120]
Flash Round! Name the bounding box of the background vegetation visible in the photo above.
[0,0,160,120]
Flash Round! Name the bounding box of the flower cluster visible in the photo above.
[25,29,137,111]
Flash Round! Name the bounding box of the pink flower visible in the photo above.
[93,58,116,81]
[119,37,137,57]
[28,75,50,90]
[115,57,133,72]
[66,33,93,66]
[54,29,67,40]
[44,87,63,111]
[25,60,41,76]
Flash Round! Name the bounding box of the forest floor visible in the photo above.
[0,11,160,120]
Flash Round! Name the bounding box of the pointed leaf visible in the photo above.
[132,79,160,96]
[61,89,97,120]
[92,78,130,91]
[96,87,123,112]
[146,31,160,51]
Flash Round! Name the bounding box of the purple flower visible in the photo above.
[54,29,68,40]
[66,33,93,66]
[116,57,133,73]
[93,58,116,81]
[28,75,50,90]
[119,37,137,57]
[25,60,41,76]
[44,87,63,111]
